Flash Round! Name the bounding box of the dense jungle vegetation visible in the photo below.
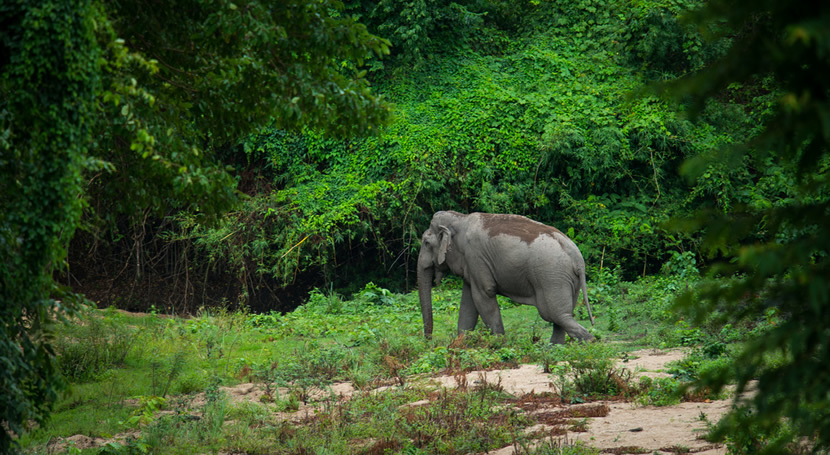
[2,0,829,453]
[50,0,772,314]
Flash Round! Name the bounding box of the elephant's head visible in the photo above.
[417,222,453,339]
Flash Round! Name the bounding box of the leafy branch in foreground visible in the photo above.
[88,0,392,226]
[2,0,391,449]
[668,1,830,451]
[0,0,101,450]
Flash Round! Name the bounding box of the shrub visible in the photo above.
[547,342,636,401]
[637,376,682,406]
[55,311,137,382]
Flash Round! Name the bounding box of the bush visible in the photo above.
[546,342,636,401]
[637,376,682,406]
[55,310,137,382]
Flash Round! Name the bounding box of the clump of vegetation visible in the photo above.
[55,309,137,382]
[17,277,741,453]
[543,342,636,403]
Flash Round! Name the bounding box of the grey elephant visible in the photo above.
[417,211,595,344]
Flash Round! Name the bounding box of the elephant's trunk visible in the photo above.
[417,259,434,339]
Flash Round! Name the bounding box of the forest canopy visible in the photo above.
[164,0,752,312]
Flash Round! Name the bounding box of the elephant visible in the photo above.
[417,211,595,344]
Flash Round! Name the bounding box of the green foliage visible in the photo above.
[55,310,137,382]
[192,0,764,294]
[121,395,167,428]
[636,376,682,407]
[86,0,391,225]
[621,0,730,78]
[48,0,394,315]
[586,269,701,344]
[2,0,394,444]
[719,413,806,455]
[665,0,830,451]
[548,342,634,401]
[350,0,518,68]
[0,0,101,449]
[98,439,150,455]
[51,0,792,312]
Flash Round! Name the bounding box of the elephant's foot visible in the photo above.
[550,322,595,344]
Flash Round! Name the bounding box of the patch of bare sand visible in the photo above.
[47,348,731,454]
[194,381,360,423]
[620,348,685,379]
[426,364,556,395]
[424,348,729,455]
[569,400,729,454]
[46,431,141,453]
[188,381,356,408]
[423,349,686,396]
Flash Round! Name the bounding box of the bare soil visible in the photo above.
[431,349,729,455]
[47,349,734,454]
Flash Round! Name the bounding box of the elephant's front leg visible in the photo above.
[458,282,479,333]
[471,284,506,334]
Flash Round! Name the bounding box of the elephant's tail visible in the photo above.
[580,269,595,326]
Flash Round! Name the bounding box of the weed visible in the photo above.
[397,387,532,453]
[246,310,281,330]
[531,403,610,434]
[148,350,187,398]
[174,371,206,395]
[600,446,649,454]
[55,310,137,381]
[276,392,301,412]
[659,445,693,454]
[121,395,166,428]
[636,376,682,407]
[520,438,600,454]
[380,355,406,386]
[253,361,281,401]
[549,343,636,402]
[514,391,565,411]
[97,439,150,455]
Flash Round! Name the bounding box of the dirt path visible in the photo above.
[46,349,734,454]
[425,349,729,454]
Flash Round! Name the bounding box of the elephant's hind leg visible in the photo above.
[550,316,593,343]
[537,288,594,344]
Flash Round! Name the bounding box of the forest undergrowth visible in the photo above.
[18,263,791,454]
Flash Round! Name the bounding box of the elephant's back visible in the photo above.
[474,213,566,245]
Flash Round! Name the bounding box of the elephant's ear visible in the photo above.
[437,225,451,265]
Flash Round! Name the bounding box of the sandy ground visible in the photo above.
[426,349,729,455]
[46,349,735,454]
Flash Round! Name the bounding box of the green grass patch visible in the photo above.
[19,274,759,453]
